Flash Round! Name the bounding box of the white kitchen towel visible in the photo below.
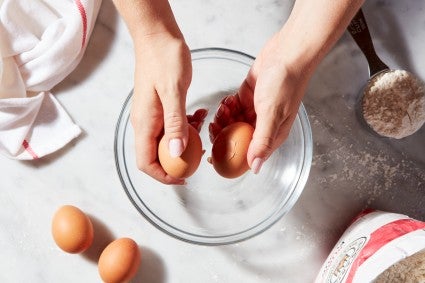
[0,0,101,159]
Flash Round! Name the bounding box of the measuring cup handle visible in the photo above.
[347,8,389,77]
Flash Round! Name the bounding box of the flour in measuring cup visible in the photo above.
[362,70,425,139]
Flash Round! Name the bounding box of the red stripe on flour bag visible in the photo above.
[22,140,39,159]
[75,0,88,48]
[348,208,376,226]
[346,218,425,282]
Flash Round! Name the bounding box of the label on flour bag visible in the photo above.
[315,210,425,283]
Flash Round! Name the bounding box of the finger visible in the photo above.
[140,160,185,185]
[133,128,185,185]
[273,112,297,150]
[236,79,256,126]
[223,95,249,123]
[131,90,185,185]
[214,104,233,127]
[188,108,208,132]
[191,108,208,122]
[208,122,222,143]
[222,95,241,113]
[246,101,284,174]
[237,79,255,110]
[247,111,296,177]
[159,86,190,158]
[189,119,204,132]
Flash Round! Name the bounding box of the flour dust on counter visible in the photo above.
[307,103,425,220]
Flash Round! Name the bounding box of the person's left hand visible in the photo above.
[209,32,311,174]
[130,33,206,184]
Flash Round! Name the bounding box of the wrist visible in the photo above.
[132,17,183,43]
[114,0,183,47]
[133,31,187,60]
[275,27,321,80]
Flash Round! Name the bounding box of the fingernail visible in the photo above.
[194,108,208,120]
[251,157,264,174]
[216,104,224,117]
[223,95,234,105]
[197,121,204,132]
[169,138,184,157]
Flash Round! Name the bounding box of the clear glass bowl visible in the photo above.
[114,48,313,245]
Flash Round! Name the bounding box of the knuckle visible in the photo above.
[273,105,286,122]
[136,159,148,173]
[157,84,183,99]
[253,136,274,156]
[129,109,143,126]
[135,152,153,174]
[258,101,287,122]
[161,178,176,185]
[136,162,171,185]
[278,127,290,142]
[164,112,186,134]
[156,72,191,99]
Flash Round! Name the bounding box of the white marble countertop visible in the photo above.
[1,0,424,282]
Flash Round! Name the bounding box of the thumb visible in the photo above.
[247,105,282,174]
[161,90,188,158]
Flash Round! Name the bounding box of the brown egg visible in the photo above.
[51,205,94,254]
[211,122,254,178]
[98,238,141,283]
[158,124,203,178]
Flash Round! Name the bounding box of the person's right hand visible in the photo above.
[209,32,309,175]
[130,33,193,185]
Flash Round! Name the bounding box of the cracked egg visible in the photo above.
[210,122,254,178]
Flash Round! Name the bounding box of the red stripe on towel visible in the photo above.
[22,140,39,159]
[75,0,88,48]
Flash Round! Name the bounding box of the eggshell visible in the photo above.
[158,124,203,178]
[98,238,141,283]
[211,122,254,178]
[51,205,94,254]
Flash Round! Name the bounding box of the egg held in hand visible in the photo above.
[51,205,94,254]
[158,124,203,178]
[98,238,141,283]
[211,122,254,178]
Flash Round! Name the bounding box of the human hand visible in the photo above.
[209,33,310,174]
[130,33,201,184]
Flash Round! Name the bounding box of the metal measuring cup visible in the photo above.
[347,9,390,137]
[347,8,425,139]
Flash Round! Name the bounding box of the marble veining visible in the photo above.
[1,0,424,282]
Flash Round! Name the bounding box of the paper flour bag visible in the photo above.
[315,210,425,283]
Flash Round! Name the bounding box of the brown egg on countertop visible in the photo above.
[158,124,203,178]
[51,205,94,254]
[211,122,254,178]
[98,237,141,283]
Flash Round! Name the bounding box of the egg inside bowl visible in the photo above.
[114,48,312,245]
